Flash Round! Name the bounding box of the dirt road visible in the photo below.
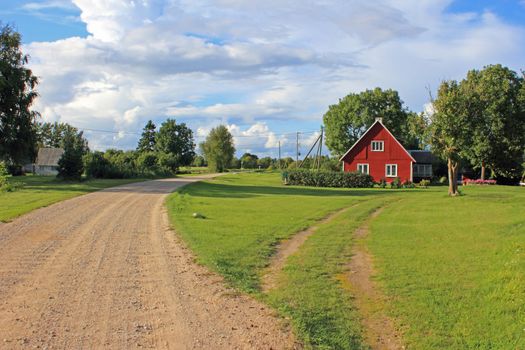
[0,177,296,349]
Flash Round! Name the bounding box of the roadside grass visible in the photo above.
[266,198,391,349]
[166,172,399,292]
[167,172,410,348]
[0,175,149,222]
[168,172,525,349]
[368,185,525,349]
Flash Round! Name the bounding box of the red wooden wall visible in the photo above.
[341,123,413,183]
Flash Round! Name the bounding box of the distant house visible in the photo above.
[339,118,416,183]
[35,147,64,175]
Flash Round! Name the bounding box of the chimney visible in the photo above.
[375,117,383,123]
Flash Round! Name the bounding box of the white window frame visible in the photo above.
[357,163,369,174]
[385,164,398,177]
[371,140,384,152]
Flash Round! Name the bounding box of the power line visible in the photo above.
[82,128,141,135]
[71,123,325,155]
[80,125,319,139]
[193,131,318,139]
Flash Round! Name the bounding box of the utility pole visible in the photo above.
[296,132,300,167]
[278,140,281,169]
[298,134,321,169]
[318,126,324,171]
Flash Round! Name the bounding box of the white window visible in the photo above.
[371,140,384,152]
[386,164,398,177]
[357,163,369,174]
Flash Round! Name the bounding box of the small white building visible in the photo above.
[35,148,64,175]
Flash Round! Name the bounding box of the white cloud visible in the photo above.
[25,0,525,154]
[227,122,283,155]
[22,1,77,11]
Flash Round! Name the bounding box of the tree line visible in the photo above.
[66,119,195,180]
[430,65,525,194]
[1,23,523,191]
[323,65,525,194]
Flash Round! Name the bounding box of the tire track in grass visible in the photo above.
[261,205,354,292]
[266,199,389,349]
[344,207,405,350]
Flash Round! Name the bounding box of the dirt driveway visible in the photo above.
[0,176,295,349]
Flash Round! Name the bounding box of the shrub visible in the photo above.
[84,151,138,178]
[84,152,112,178]
[320,158,341,172]
[283,170,374,188]
[377,178,387,188]
[57,147,84,181]
[105,150,140,178]
[57,130,87,181]
[135,151,162,176]
[0,162,9,189]
[191,155,206,167]
[0,161,23,192]
[391,177,402,189]
[84,149,180,179]
[402,180,415,188]
[439,176,448,184]
[157,152,180,173]
[463,177,497,185]
[419,179,431,188]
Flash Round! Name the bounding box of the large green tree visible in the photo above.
[323,88,418,156]
[460,65,525,181]
[136,120,157,153]
[57,130,88,181]
[155,119,195,168]
[240,152,258,169]
[200,125,235,172]
[429,80,473,196]
[37,122,88,150]
[0,24,39,165]
[257,156,273,169]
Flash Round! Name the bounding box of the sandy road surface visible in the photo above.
[0,176,296,349]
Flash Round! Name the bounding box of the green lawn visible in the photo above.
[266,198,389,349]
[0,175,149,222]
[166,172,401,292]
[368,185,525,349]
[167,172,525,349]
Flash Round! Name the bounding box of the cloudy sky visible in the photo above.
[1,0,524,157]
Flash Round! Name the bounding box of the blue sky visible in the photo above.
[0,1,87,42]
[1,0,524,156]
[446,0,525,25]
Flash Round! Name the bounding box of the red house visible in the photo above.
[339,118,416,183]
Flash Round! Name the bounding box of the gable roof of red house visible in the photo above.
[339,119,416,162]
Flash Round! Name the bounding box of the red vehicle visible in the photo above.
[339,118,416,183]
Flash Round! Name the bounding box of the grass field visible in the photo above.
[167,172,397,292]
[368,185,525,349]
[0,175,148,222]
[167,172,525,349]
[266,198,389,349]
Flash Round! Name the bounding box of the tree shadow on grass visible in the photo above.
[177,182,415,199]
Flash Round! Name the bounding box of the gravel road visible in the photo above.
[0,176,296,349]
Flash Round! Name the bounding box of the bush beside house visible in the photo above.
[283,169,374,188]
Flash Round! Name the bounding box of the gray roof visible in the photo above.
[36,148,64,166]
[408,150,434,164]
